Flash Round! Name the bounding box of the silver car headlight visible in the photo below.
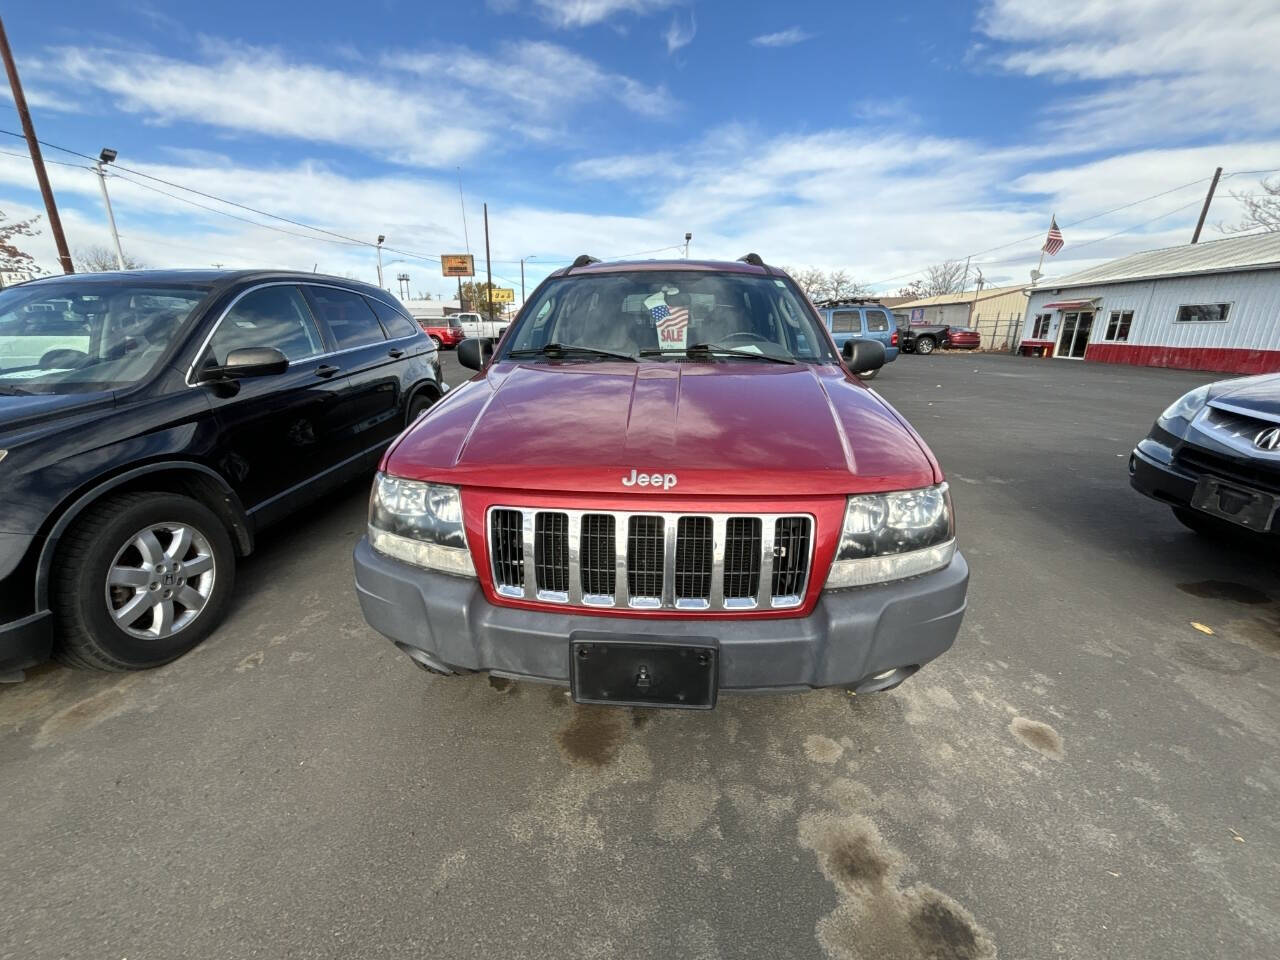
[825,483,955,588]
[368,473,475,577]
[1157,384,1211,426]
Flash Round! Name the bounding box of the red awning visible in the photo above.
[1042,299,1095,310]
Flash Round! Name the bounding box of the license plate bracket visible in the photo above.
[1190,476,1278,531]
[569,633,718,710]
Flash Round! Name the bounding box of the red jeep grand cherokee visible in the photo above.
[353,256,967,709]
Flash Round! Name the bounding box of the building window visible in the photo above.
[1105,310,1133,341]
[1031,313,1052,339]
[1175,303,1231,323]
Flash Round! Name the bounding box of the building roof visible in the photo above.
[1041,232,1280,291]
[896,284,1027,309]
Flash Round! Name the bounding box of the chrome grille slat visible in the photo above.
[486,507,812,612]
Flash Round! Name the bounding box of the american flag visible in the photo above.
[651,303,690,346]
[1042,217,1064,256]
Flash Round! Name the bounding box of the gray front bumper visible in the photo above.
[352,537,968,692]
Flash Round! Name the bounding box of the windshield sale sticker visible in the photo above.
[647,294,689,349]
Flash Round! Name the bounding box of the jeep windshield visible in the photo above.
[0,281,211,394]
[501,270,836,363]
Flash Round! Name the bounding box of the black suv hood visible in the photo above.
[1211,373,1280,418]
[0,391,116,438]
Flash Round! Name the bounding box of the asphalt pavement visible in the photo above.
[2,350,1277,960]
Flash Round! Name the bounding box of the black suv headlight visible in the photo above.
[825,483,955,588]
[368,473,475,577]
[1157,384,1211,427]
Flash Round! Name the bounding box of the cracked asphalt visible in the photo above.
[2,351,1277,959]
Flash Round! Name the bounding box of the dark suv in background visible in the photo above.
[0,270,443,678]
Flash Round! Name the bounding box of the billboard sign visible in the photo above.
[910,307,925,325]
[440,254,475,277]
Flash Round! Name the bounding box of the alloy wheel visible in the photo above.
[104,523,216,640]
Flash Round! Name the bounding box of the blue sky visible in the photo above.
[1,0,1278,298]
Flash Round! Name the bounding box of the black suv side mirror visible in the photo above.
[842,338,886,373]
[202,347,290,381]
[458,337,494,371]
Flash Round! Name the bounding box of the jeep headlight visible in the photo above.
[1158,384,1211,426]
[825,483,955,588]
[368,473,475,577]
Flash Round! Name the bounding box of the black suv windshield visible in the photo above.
[0,281,211,394]
[502,270,836,363]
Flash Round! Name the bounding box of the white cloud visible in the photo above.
[385,40,676,119]
[531,0,680,28]
[978,0,1280,146]
[664,11,696,53]
[750,27,814,48]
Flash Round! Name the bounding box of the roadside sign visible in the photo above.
[910,308,925,324]
[490,287,515,303]
[441,254,474,277]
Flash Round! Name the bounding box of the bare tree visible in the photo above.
[921,260,966,297]
[897,279,927,300]
[783,266,827,301]
[825,269,868,301]
[1220,177,1280,234]
[783,266,869,302]
[74,244,145,272]
[0,210,42,278]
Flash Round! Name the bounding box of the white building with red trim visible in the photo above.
[1018,233,1280,374]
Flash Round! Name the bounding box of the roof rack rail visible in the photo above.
[571,254,602,268]
[737,253,765,267]
[815,297,884,308]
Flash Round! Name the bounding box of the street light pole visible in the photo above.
[375,234,385,288]
[684,232,692,258]
[94,148,125,269]
[521,255,535,303]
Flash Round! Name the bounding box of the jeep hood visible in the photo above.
[386,362,938,496]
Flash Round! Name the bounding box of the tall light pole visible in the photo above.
[397,272,410,299]
[94,148,125,269]
[521,255,535,303]
[684,232,692,259]
[375,234,385,288]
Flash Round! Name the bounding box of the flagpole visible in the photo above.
[1032,211,1054,285]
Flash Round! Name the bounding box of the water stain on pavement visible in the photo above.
[1009,716,1063,759]
[800,811,996,960]
[557,704,627,766]
[33,679,139,748]
[1174,639,1259,675]
[487,675,513,692]
[1177,580,1270,605]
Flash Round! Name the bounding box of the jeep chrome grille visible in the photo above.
[486,508,813,611]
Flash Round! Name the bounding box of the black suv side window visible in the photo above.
[306,286,387,350]
[365,296,419,340]
[206,285,324,365]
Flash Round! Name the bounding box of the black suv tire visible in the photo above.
[915,335,936,355]
[53,492,236,671]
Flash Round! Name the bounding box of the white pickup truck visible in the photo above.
[453,312,507,341]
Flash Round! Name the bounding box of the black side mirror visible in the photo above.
[202,346,289,381]
[842,338,886,373]
[458,337,494,371]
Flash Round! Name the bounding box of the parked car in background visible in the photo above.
[900,324,980,354]
[353,254,967,710]
[1130,373,1280,540]
[0,270,445,678]
[419,315,464,350]
[453,311,507,341]
[810,299,899,378]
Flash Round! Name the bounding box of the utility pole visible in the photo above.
[397,273,410,299]
[1191,167,1222,244]
[0,15,73,273]
[375,234,385,288]
[959,255,971,293]
[93,148,125,269]
[520,255,536,303]
[483,203,493,323]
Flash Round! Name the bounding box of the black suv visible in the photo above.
[0,270,443,677]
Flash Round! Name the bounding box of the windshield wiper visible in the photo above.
[640,343,797,365]
[0,384,34,395]
[509,342,636,362]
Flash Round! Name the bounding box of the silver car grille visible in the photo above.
[486,507,814,611]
